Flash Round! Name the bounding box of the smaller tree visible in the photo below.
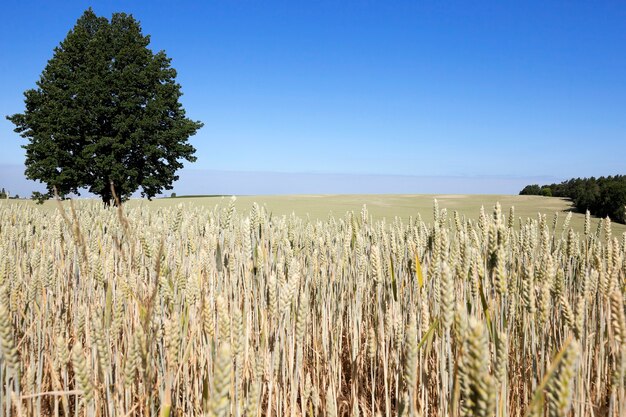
[31,191,50,205]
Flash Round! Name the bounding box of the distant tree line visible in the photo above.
[1,188,44,201]
[0,188,20,199]
[520,175,626,224]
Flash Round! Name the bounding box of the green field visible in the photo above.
[4,194,626,235]
[141,194,626,235]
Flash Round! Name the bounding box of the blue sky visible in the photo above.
[1,1,625,196]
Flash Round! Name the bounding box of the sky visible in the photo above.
[1,1,625,196]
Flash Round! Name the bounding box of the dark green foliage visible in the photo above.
[520,184,541,195]
[0,188,6,199]
[7,9,202,204]
[520,175,626,224]
[31,191,50,204]
[596,181,626,224]
[540,187,552,197]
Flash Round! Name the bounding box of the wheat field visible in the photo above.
[0,198,624,416]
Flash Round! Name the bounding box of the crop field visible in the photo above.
[20,194,626,235]
[0,196,624,416]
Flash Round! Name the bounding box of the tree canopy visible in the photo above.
[7,9,202,204]
[520,175,626,224]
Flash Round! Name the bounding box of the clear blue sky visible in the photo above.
[1,1,625,195]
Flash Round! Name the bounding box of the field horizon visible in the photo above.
[5,193,625,235]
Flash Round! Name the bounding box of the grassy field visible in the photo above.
[141,194,625,234]
[7,193,626,234]
[147,194,623,234]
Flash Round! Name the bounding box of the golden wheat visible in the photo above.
[0,199,624,416]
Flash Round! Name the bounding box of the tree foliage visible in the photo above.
[7,9,202,204]
[520,175,626,224]
[31,191,50,205]
[519,184,542,196]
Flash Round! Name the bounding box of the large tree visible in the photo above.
[7,9,202,204]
